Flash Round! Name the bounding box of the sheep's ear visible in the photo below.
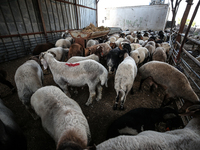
[40,58,48,70]
[48,51,56,58]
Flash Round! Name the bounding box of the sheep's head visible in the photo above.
[84,48,90,56]
[110,42,116,49]
[39,51,56,70]
[96,45,103,57]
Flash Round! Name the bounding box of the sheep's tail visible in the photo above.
[100,69,108,87]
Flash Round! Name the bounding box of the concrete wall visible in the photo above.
[99,4,170,31]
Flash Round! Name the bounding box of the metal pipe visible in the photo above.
[176,0,200,61]
[176,41,200,67]
[75,0,79,29]
[176,0,193,43]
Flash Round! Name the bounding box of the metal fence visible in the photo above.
[0,0,97,63]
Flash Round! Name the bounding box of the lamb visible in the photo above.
[113,53,137,110]
[107,107,182,139]
[40,52,108,106]
[0,98,27,150]
[68,43,84,59]
[86,39,99,48]
[0,69,15,95]
[152,47,167,62]
[32,42,54,55]
[114,38,124,47]
[139,61,200,113]
[130,47,149,66]
[55,39,71,48]
[14,60,43,115]
[47,47,68,61]
[65,36,74,44]
[67,54,99,63]
[94,104,200,150]
[30,86,91,150]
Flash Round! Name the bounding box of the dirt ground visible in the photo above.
[0,44,199,150]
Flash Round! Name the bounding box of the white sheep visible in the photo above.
[94,104,200,150]
[14,60,43,118]
[30,86,91,150]
[47,47,68,61]
[40,52,108,106]
[113,53,137,110]
[130,43,141,51]
[86,39,99,48]
[67,54,99,63]
[161,42,171,56]
[108,36,117,43]
[115,38,124,47]
[55,39,71,48]
[130,47,149,66]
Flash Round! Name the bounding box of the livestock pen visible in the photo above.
[0,0,200,150]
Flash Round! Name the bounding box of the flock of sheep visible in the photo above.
[0,28,200,150]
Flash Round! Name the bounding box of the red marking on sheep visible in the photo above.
[65,63,80,67]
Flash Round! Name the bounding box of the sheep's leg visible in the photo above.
[139,78,146,91]
[85,85,96,106]
[58,82,71,97]
[120,89,130,110]
[96,84,103,101]
[113,93,119,110]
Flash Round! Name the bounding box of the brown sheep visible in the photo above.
[68,43,84,59]
[152,47,167,62]
[85,43,112,58]
[32,43,54,55]
[139,61,199,113]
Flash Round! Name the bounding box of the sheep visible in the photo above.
[68,43,84,59]
[161,42,171,56]
[32,43,54,55]
[130,43,141,51]
[130,47,149,66]
[145,41,156,59]
[0,69,15,95]
[65,36,74,44]
[0,98,27,150]
[107,107,182,139]
[106,48,127,74]
[108,36,117,43]
[86,39,99,48]
[85,43,111,58]
[14,60,43,117]
[67,54,99,63]
[113,53,137,110]
[139,61,200,113]
[47,47,68,61]
[40,52,108,106]
[55,39,71,48]
[115,38,124,47]
[152,47,167,62]
[126,35,135,43]
[30,86,91,150]
[94,104,200,150]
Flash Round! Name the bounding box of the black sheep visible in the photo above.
[107,107,182,139]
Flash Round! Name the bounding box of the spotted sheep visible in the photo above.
[113,53,137,110]
[40,51,108,106]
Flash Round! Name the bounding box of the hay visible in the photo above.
[82,23,109,33]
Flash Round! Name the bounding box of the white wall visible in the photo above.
[99,4,170,31]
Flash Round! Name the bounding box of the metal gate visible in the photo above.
[0,0,97,63]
